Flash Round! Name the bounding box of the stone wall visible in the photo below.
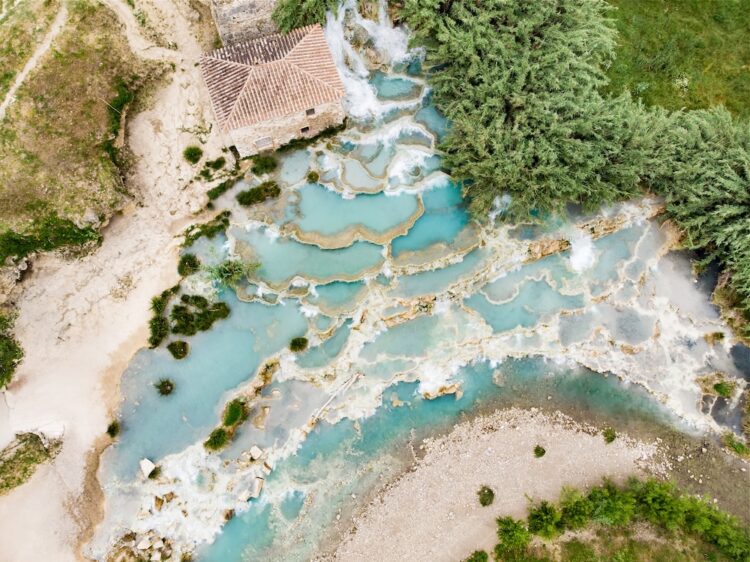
[210,0,277,44]
[229,100,346,157]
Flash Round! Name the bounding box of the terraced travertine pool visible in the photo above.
[90,3,749,560]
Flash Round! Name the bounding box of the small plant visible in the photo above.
[251,154,278,175]
[495,517,531,560]
[722,433,749,457]
[534,445,546,458]
[289,337,309,352]
[106,420,120,438]
[603,427,617,443]
[223,398,248,427]
[306,170,320,183]
[477,485,495,507]
[177,253,201,277]
[167,341,189,360]
[236,181,281,206]
[713,381,734,398]
[183,211,232,247]
[155,378,175,395]
[464,551,488,562]
[204,428,229,450]
[207,179,236,200]
[206,156,226,170]
[183,145,203,164]
[704,331,725,345]
[527,500,561,538]
[148,465,162,479]
[208,259,259,287]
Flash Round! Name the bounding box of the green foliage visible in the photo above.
[183,145,203,164]
[207,179,236,200]
[148,285,179,347]
[177,253,201,277]
[277,121,347,153]
[167,340,189,360]
[559,488,594,531]
[147,465,162,479]
[272,0,338,33]
[528,501,562,539]
[236,181,281,206]
[402,0,662,219]
[289,337,309,352]
[183,211,231,247]
[206,157,226,171]
[603,427,617,443]
[628,479,686,531]
[713,381,734,399]
[307,171,320,183]
[101,77,135,167]
[170,297,230,336]
[0,214,100,264]
[495,516,531,560]
[0,433,61,495]
[534,445,546,458]
[207,259,259,287]
[587,480,636,526]
[464,551,488,562]
[155,378,175,395]
[204,428,229,451]
[106,420,120,438]
[0,314,23,388]
[222,398,248,427]
[722,433,750,457]
[477,485,495,507]
[250,154,278,175]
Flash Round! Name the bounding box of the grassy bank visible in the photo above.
[606,0,750,118]
[0,433,62,495]
[0,0,162,234]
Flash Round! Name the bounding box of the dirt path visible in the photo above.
[0,2,67,121]
[0,0,224,559]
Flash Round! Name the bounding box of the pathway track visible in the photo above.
[0,2,67,121]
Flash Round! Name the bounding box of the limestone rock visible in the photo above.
[140,458,156,479]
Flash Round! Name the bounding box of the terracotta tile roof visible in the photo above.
[200,24,345,131]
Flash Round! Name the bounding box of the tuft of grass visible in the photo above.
[0,433,62,495]
[477,485,495,507]
[306,171,320,183]
[289,337,308,352]
[0,214,100,264]
[713,381,735,399]
[250,154,278,175]
[206,178,237,200]
[603,427,617,444]
[106,420,121,438]
[0,314,23,388]
[236,181,280,206]
[463,551,488,562]
[177,253,201,277]
[154,378,175,395]
[183,145,203,164]
[534,445,546,458]
[204,428,228,450]
[167,341,189,360]
[206,156,226,171]
[222,398,248,427]
[206,259,258,287]
[722,433,749,457]
[183,211,231,247]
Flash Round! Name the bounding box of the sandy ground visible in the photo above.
[0,0,225,559]
[331,408,663,562]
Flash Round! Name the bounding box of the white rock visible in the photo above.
[153,540,164,549]
[139,458,156,479]
[249,445,263,460]
[136,538,151,550]
[250,477,264,498]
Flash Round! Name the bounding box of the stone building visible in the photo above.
[200,24,346,157]
[210,0,276,44]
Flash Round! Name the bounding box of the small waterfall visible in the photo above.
[569,228,596,272]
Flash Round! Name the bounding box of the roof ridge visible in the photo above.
[278,59,341,100]
[222,66,256,131]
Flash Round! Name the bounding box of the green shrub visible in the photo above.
[207,179,235,200]
[559,488,593,531]
[236,181,281,206]
[722,433,750,457]
[183,211,232,247]
[603,427,617,444]
[477,485,495,507]
[527,501,562,539]
[277,122,346,153]
[155,378,175,395]
[0,315,23,388]
[714,381,734,399]
[167,341,189,360]
[148,316,170,348]
[533,445,546,458]
[587,480,636,526]
[0,214,100,264]
[106,420,120,438]
[207,259,258,287]
[289,337,308,352]
[0,433,61,495]
[464,551,488,562]
[177,253,201,277]
[148,465,162,479]
[628,479,686,531]
[272,0,338,32]
[183,145,203,164]
[206,156,226,170]
[204,428,228,450]
[223,398,248,427]
[307,171,320,183]
[250,154,278,175]
[495,517,531,560]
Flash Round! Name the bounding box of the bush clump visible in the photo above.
[170,297,230,336]
[183,211,232,247]
[147,285,180,348]
[106,420,120,438]
[167,341,189,360]
[603,427,617,444]
[207,259,259,287]
[155,378,175,395]
[250,154,278,175]
[0,214,101,265]
[477,485,495,507]
[147,465,162,479]
[206,156,226,170]
[463,551,488,562]
[306,171,320,183]
[714,381,735,399]
[236,181,281,206]
[207,179,235,200]
[0,314,23,388]
[222,398,248,427]
[177,253,201,277]
[494,516,531,560]
[204,428,229,450]
[289,337,309,352]
[183,145,203,164]
[533,445,546,458]
[527,501,562,539]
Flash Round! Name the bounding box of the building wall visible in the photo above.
[210,0,277,44]
[228,100,346,157]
